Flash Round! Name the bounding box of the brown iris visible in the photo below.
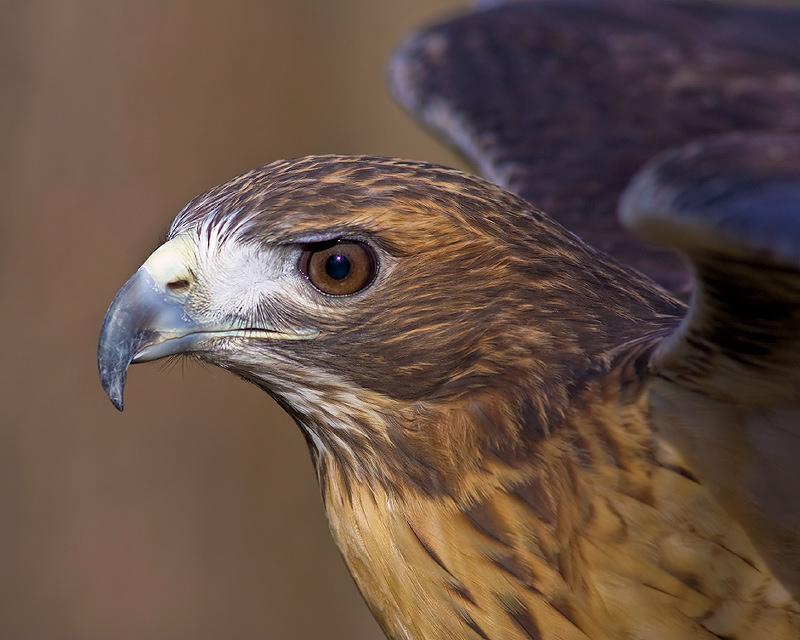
[300,240,376,295]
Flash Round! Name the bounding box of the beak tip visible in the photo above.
[99,362,126,412]
[110,393,124,412]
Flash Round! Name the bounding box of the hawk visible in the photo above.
[99,2,800,639]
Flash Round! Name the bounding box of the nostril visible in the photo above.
[167,278,191,293]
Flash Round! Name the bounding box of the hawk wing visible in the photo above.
[620,132,800,597]
[389,0,800,298]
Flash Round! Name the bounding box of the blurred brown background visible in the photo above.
[0,2,467,638]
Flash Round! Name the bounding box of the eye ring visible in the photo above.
[299,239,377,296]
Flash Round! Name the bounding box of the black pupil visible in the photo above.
[325,253,350,280]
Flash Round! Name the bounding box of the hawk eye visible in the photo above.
[299,240,376,296]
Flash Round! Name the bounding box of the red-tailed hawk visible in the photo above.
[99,2,800,638]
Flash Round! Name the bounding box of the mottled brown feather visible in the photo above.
[170,158,799,638]
[105,156,800,638]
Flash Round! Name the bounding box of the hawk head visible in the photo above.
[99,155,680,489]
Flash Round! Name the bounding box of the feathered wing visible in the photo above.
[620,132,800,598]
[388,0,800,298]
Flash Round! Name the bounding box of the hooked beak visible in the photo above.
[97,235,204,411]
[98,234,318,411]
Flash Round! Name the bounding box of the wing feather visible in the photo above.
[389,0,800,297]
[620,132,800,597]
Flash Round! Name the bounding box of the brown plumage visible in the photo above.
[97,1,800,636]
[99,153,800,639]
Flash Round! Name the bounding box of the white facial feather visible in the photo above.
[192,224,325,328]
